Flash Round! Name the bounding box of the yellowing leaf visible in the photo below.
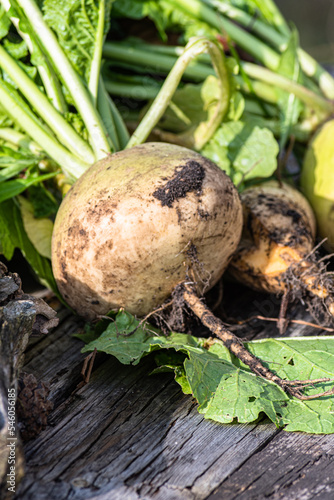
[18,196,53,259]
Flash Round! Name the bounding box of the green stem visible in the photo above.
[104,80,161,100]
[97,77,119,151]
[0,81,89,181]
[1,0,68,113]
[0,45,95,164]
[243,99,277,117]
[298,49,334,99]
[15,0,111,161]
[243,113,319,142]
[103,43,213,81]
[104,42,279,104]
[88,0,105,104]
[127,37,230,150]
[205,0,287,50]
[105,78,277,118]
[238,78,278,104]
[35,64,68,114]
[242,62,334,115]
[105,92,130,150]
[202,0,334,99]
[256,0,291,36]
[104,42,316,108]
[0,128,42,155]
[165,0,280,70]
[105,41,333,115]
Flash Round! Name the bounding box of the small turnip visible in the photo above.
[229,180,334,326]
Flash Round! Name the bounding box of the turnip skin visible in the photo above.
[228,181,334,320]
[52,143,242,320]
[301,120,334,252]
[228,181,316,294]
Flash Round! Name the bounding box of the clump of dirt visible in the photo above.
[153,161,205,208]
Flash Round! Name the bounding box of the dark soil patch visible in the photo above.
[153,161,205,208]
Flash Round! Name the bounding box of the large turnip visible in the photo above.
[52,142,242,319]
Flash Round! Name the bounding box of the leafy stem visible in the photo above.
[0,128,42,155]
[88,0,105,104]
[242,62,334,116]
[1,0,68,113]
[0,44,95,164]
[165,0,280,69]
[126,37,230,150]
[0,81,89,181]
[205,0,334,99]
[104,41,333,118]
[14,0,111,160]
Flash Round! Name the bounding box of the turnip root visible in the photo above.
[301,120,334,252]
[52,142,242,320]
[52,145,334,400]
[228,180,334,319]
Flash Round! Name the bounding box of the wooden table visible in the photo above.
[15,286,334,500]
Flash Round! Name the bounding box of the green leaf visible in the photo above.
[112,0,172,41]
[0,198,57,292]
[246,338,334,433]
[0,170,59,204]
[158,72,243,131]
[157,76,220,134]
[27,184,59,218]
[18,196,53,259]
[3,39,28,60]
[202,120,279,186]
[161,1,218,42]
[72,319,107,343]
[82,310,199,365]
[276,399,334,434]
[81,311,334,434]
[0,158,36,182]
[4,1,48,69]
[184,347,284,426]
[43,0,114,84]
[0,5,11,40]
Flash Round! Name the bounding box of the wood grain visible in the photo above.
[11,289,334,500]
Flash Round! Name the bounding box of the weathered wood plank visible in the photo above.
[208,430,334,499]
[12,284,334,500]
[15,314,281,500]
[0,263,59,496]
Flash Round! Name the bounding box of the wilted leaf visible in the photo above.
[0,198,57,292]
[18,196,53,259]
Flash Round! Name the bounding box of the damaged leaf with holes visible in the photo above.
[81,310,334,434]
